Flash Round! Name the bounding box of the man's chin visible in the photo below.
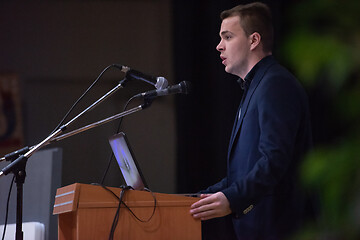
[224,66,231,73]
[225,66,235,75]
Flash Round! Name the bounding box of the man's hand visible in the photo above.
[190,192,232,220]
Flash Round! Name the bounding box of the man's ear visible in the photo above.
[249,32,261,51]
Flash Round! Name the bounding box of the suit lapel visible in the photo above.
[227,57,277,160]
[228,103,242,150]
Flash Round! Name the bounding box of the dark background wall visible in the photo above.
[0,0,177,193]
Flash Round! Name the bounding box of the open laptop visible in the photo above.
[108,132,148,190]
[108,132,199,197]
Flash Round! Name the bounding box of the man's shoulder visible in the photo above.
[263,59,299,85]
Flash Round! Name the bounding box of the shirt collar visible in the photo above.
[237,55,273,90]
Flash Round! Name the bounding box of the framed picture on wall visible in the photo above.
[0,73,24,157]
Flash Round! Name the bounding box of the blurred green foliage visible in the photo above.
[281,0,360,238]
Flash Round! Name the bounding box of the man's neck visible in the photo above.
[241,52,272,80]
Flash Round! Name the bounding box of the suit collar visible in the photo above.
[238,55,276,120]
[237,55,274,90]
[228,55,277,158]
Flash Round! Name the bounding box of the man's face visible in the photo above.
[216,16,251,78]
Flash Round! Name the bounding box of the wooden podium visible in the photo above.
[53,183,201,240]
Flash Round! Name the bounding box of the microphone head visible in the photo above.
[179,81,192,95]
[155,77,169,90]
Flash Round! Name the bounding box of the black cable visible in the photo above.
[91,183,157,239]
[0,66,123,163]
[108,186,130,240]
[50,64,124,135]
[99,95,139,185]
[1,175,15,240]
[0,66,122,240]
[99,185,157,223]
[125,187,157,223]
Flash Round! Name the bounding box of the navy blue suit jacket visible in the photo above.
[202,56,312,239]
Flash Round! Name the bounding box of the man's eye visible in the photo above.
[225,35,232,40]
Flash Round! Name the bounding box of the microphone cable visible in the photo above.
[108,185,130,240]
[91,183,157,240]
[50,64,162,135]
[99,77,170,185]
[50,64,125,135]
[99,94,139,185]
[0,65,123,240]
[1,175,15,240]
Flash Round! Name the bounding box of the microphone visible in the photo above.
[135,81,192,99]
[119,65,168,90]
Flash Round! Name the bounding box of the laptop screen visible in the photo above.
[108,132,148,190]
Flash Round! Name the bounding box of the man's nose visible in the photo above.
[216,40,224,52]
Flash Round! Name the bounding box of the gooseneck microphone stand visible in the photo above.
[0,79,154,240]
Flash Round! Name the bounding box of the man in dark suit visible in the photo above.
[190,2,312,239]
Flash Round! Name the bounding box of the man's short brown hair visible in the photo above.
[220,2,274,53]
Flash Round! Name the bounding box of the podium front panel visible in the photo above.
[54,183,201,240]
